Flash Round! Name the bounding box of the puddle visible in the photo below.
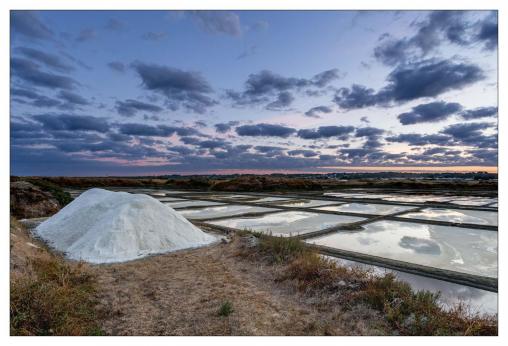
[306,220,497,278]
[178,205,279,220]
[449,197,497,206]
[210,194,258,200]
[382,195,453,203]
[399,208,498,226]
[207,211,366,236]
[316,203,413,215]
[249,197,296,203]
[325,256,497,315]
[165,200,225,209]
[277,200,340,208]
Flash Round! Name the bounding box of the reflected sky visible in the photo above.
[178,204,278,220]
[208,211,365,236]
[317,203,413,215]
[307,220,497,277]
[400,208,497,226]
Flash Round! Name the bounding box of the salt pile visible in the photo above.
[35,188,217,264]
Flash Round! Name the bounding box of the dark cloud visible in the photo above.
[214,121,239,133]
[227,69,340,107]
[187,11,242,37]
[385,60,483,102]
[386,133,453,146]
[118,123,201,137]
[11,11,53,40]
[355,127,385,137]
[477,14,498,50]
[194,120,207,128]
[460,106,498,120]
[441,122,496,148]
[398,101,462,125]
[304,105,332,118]
[133,62,216,113]
[287,149,319,157]
[108,61,126,72]
[16,47,73,72]
[297,126,355,140]
[180,136,201,145]
[266,91,294,110]
[236,123,296,138]
[141,31,168,41]
[76,28,96,42]
[198,139,228,149]
[11,58,79,90]
[311,69,341,87]
[115,99,163,117]
[334,59,483,109]
[11,88,61,108]
[32,113,109,133]
[374,11,497,66]
[58,91,90,108]
[374,37,411,66]
[467,148,497,165]
[254,146,285,157]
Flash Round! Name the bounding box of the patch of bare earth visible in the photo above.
[93,237,386,336]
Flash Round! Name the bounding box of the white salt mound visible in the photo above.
[35,188,217,264]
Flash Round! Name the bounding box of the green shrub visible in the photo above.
[25,178,73,207]
[218,301,234,317]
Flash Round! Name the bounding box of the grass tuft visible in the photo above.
[218,301,234,317]
[254,233,310,264]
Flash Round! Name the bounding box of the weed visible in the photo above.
[218,301,234,317]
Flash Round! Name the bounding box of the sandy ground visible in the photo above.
[92,237,384,336]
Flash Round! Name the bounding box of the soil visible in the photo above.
[92,237,386,336]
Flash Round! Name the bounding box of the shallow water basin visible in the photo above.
[178,205,279,220]
[207,211,366,236]
[399,208,498,226]
[306,220,497,278]
[316,203,414,215]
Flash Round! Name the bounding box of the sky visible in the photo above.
[10,10,498,176]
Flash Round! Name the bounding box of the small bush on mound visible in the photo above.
[25,178,73,207]
[10,257,103,336]
[218,301,234,317]
[240,232,497,336]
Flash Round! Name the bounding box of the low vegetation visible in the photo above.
[23,178,73,207]
[12,174,497,194]
[218,301,234,317]
[240,233,498,336]
[10,220,103,336]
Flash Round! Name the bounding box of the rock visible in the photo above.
[239,234,259,248]
[10,181,60,219]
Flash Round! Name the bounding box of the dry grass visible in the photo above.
[242,233,498,336]
[10,219,103,336]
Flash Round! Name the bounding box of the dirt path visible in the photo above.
[93,238,383,336]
